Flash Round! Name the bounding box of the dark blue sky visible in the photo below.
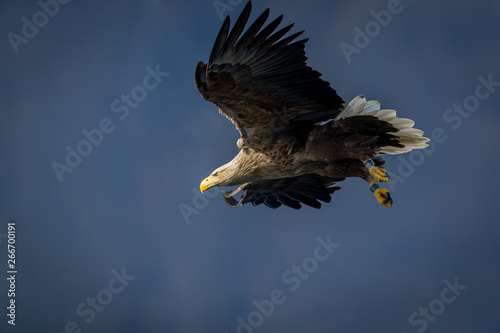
[1,0,500,332]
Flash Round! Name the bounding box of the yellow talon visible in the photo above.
[373,188,393,207]
[369,166,390,182]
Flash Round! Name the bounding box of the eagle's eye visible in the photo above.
[214,172,219,177]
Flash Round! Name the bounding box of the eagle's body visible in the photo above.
[222,127,375,184]
[196,1,429,209]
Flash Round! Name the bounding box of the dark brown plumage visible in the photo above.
[197,1,429,209]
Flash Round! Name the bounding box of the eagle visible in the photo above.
[195,1,429,209]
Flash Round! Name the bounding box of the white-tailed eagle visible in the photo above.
[196,1,429,209]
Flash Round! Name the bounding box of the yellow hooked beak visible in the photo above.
[200,174,221,193]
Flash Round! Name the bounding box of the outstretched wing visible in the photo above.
[222,174,344,209]
[195,1,344,150]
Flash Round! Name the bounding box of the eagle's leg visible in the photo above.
[364,159,389,182]
[364,169,393,207]
[369,182,393,207]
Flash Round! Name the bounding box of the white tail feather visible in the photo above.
[360,100,380,114]
[336,95,430,155]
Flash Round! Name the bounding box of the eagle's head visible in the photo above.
[200,163,239,193]
[200,149,263,193]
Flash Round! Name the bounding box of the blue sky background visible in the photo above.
[1,0,500,332]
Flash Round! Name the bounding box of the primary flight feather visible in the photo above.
[195,1,429,209]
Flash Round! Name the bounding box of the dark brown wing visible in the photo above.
[222,174,344,209]
[195,1,344,150]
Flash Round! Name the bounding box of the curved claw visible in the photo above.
[373,188,393,207]
[221,184,248,208]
